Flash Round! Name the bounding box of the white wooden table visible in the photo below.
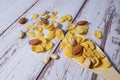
[0,0,120,80]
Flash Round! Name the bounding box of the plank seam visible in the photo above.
[35,0,89,80]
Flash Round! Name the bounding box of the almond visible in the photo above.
[72,45,83,55]
[29,39,41,45]
[40,18,48,25]
[18,17,27,24]
[77,21,88,26]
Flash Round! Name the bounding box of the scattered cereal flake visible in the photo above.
[60,41,68,49]
[65,14,72,21]
[45,24,54,31]
[63,44,75,58]
[101,58,111,68]
[94,30,102,39]
[27,31,36,38]
[31,44,44,53]
[44,41,53,50]
[36,32,44,39]
[35,21,42,25]
[59,16,66,23]
[50,15,57,20]
[51,11,57,15]
[45,31,56,40]
[66,23,76,30]
[26,25,35,30]
[35,26,43,32]
[56,29,64,40]
[32,13,39,19]
[74,56,86,63]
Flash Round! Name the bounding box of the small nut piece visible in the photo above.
[19,30,26,39]
[49,54,59,59]
[69,38,76,46]
[44,55,51,64]
[40,10,48,16]
[72,45,83,55]
[84,58,92,68]
[40,18,48,25]
[77,20,88,26]
[18,17,27,24]
[29,39,41,45]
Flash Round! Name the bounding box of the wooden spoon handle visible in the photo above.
[91,67,120,80]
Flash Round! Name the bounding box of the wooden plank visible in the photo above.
[0,0,38,36]
[0,0,86,80]
[103,0,120,72]
[37,0,120,80]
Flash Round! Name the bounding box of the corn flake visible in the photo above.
[56,29,64,40]
[27,31,36,38]
[94,30,102,39]
[45,31,56,40]
[66,23,76,30]
[31,44,44,53]
[32,13,39,19]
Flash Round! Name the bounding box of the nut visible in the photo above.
[29,39,41,45]
[77,21,88,26]
[49,54,59,59]
[84,58,92,68]
[72,45,83,55]
[19,30,26,39]
[40,10,47,16]
[18,17,27,24]
[69,38,76,46]
[44,55,51,64]
[40,18,48,25]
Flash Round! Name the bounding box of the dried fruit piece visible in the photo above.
[18,17,27,24]
[59,16,66,23]
[77,20,88,26]
[29,39,41,45]
[87,41,95,50]
[92,57,100,68]
[51,11,57,15]
[94,30,102,39]
[19,30,26,39]
[50,15,57,19]
[72,45,83,55]
[32,13,39,19]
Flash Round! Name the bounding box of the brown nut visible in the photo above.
[29,39,41,45]
[40,18,48,25]
[72,45,83,55]
[18,17,27,24]
[77,21,88,26]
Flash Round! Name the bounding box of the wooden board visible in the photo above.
[37,0,120,80]
[0,0,120,80]
[0,0,86,80]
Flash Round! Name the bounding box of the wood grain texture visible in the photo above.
[37,0,120,80]
[0,0,86,80]
[0,0,38,36]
